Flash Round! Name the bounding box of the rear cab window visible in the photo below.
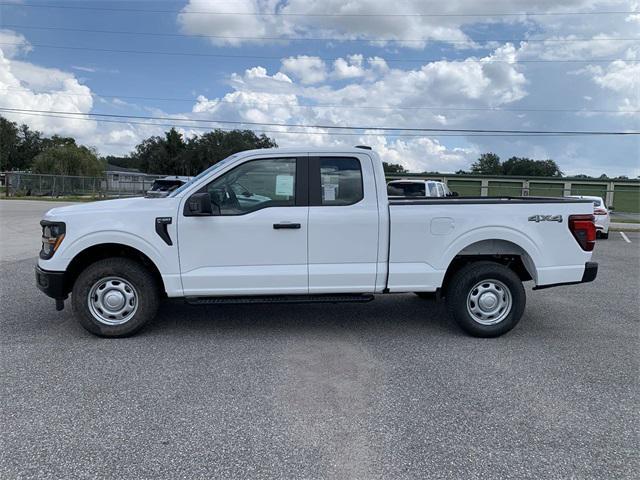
[318,157,364,206]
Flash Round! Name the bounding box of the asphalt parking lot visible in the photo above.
[1,200,638,479]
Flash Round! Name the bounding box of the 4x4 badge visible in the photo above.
[528,215,563,223]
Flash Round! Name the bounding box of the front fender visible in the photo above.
[41,230,172,275]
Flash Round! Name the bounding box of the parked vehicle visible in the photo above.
[146,176,191,197]
[567,195,610,239]
[387,179,455,198]
[36,147,597,338]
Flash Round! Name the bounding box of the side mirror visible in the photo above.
[186,192,219,216]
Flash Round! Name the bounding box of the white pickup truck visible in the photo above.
[36,147,598,338]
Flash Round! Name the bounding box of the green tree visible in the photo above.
[0,118,47,171]
[0,116,19,170]
[32,144,105,176]
[182,129,277,176]
[502,157,563,177]
[15,124,44,170]
[132,128,277,175]
[383,162,408,174]
[471,153,502,175]
[102,155,140,170]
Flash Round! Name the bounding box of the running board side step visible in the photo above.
[185,294,374,305]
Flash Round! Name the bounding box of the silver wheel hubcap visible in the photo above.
[88,276,138,325]
[466,279,512,326]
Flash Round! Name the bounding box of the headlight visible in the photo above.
[40,221,66,259]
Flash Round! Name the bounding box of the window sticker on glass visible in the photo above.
[275,174,294,197]
[323,183,338,201]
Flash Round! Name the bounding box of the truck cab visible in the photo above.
[36,147,597,338]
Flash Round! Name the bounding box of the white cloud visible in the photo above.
[587,59,640,113]
[0,29,32,58]
[3,2,639,174]
[590,60,640,94]
[281,56,327,84]
[0,48,95,136]
[176,0,637,50]
[71,65,97,73]
[177,0,275,47]
[365,135,475,172]
[182,46,527,171]
[332,55,366,79]
[0,40,164,156]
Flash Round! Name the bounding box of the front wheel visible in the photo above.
[72,258,160,337]
[445,261,525,337]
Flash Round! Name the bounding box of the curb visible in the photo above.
[610,223,640,232]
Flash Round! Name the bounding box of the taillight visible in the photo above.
[594,208,608,215]
[568,214,596,251]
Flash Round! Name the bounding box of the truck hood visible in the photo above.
[44,196,180,220]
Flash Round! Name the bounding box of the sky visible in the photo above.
[0,0,638,176]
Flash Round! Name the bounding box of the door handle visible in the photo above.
[273,223,301,230]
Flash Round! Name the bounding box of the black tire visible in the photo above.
[600,231,609,239]
[445,261,525,338]
[72,257,159,337]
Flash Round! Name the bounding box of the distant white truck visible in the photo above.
[387,179,454,198]
[36,147,598,338]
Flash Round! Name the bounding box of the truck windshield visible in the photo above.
[168,155,238,197]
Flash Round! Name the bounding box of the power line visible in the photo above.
[4,86,638,114]
[4,24,639,45]
[1,2,636,17]
[3,110,621,138]
[0,42,633,64]
[1,107,637,135]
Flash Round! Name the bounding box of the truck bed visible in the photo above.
[386,196,594,292]
[389,196,592,205]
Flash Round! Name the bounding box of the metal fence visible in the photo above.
[2,172,161,198]
[388,175,640,213]
[2,171,639,212]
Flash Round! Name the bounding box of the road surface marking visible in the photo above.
[620,232,631,243]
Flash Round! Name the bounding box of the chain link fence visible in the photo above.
[2,171,638,212]
[2,172,162,198]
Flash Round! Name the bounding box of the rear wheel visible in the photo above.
[72,258,159,337]
[600,231,609,239]
[445,261,525,337]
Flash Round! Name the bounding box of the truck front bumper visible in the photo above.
[533,262,598,290]
[35,265,67,309]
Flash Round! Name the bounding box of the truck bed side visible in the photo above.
[386,197,594,292]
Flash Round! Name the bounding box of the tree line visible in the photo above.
[114,127,277,176]
[1,115,632,179]
[0,116,276,177]
[0,117,104,176]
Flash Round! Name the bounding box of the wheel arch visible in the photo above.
[63,243,166,296]
[440,238,537,297]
